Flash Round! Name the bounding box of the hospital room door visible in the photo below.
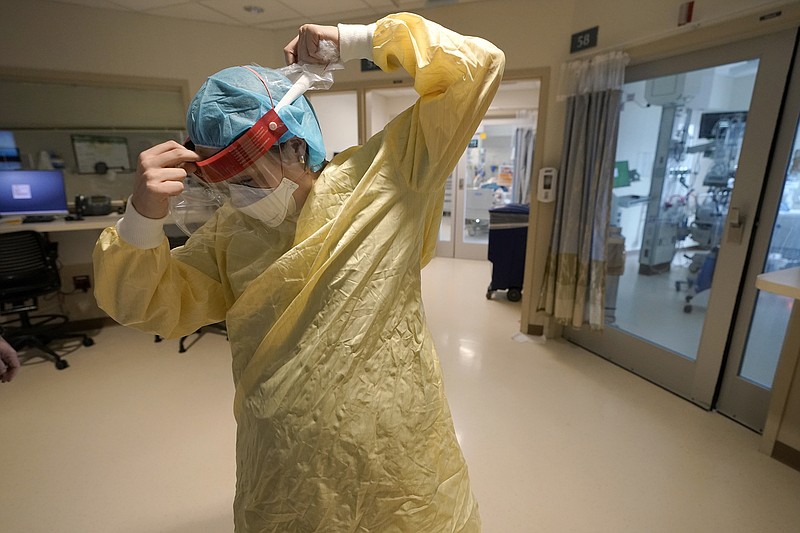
[364,80,539,260]
[564,28,799,429]
[446,116,537,260]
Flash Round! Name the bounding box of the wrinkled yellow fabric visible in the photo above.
[94,13,503,532]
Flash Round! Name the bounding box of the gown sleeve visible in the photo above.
[371,12,505,192]
[92,216,227,340]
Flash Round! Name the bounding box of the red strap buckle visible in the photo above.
[195,109,288,183]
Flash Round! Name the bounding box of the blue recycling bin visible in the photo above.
[486,203,529,302]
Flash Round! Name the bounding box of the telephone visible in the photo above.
[75,195,112,217]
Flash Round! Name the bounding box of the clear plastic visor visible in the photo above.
[170,140,306,236]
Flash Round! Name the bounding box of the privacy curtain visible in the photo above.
[539,51,628,330]
[512,126,535,204]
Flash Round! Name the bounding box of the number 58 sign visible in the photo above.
[571,26,599,53]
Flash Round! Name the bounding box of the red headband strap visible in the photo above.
[195,108,288,183]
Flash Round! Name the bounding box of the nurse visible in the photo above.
[94,12,504,532]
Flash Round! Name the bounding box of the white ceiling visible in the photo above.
[43,0,482,30]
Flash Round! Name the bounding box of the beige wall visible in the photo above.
[2,0,798,329]
[0,0,276,96]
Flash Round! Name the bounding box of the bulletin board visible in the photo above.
[11,129,184,176]
[9,128,185,201]
[72,134,131,174]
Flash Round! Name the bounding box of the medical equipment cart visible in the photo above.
[486,203,529,302]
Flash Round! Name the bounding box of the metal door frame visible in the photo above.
[716,29,800,430]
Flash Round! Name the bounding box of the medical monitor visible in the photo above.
[614,161,631,188]
[0,170,69,217]
[699,111,747,139]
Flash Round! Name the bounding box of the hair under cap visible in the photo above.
[186,65,326,172]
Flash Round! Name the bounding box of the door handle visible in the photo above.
[726,207,744,243]
[459,177,465,190]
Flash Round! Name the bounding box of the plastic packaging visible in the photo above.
[169,175,226,236]
[275,46,343,112]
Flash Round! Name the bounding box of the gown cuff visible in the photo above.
[338,23,376,63]
[116,196,167,249]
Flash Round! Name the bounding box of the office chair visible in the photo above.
[155,322,228,353]
[0,230,94,370]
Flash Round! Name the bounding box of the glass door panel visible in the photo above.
[455,117,537,260]
[609,62,755,361]
[438,172,455,257]
[740,134,800,386]
[716,50,800,431]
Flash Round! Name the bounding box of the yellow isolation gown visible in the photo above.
[94,13,504,532]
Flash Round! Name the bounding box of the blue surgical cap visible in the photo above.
[186,65,326,172]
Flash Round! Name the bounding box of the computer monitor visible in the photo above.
[0,130,22,171]
[0,147,22,170]
[0,170,69,217]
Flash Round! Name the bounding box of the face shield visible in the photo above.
[171,62,340,236]
[175,136,309,232]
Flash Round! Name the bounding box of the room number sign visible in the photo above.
[570,26,598,53]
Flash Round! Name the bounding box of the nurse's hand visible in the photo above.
[284,24,339,65]
[132,141,200,219]
[0,335,20,383]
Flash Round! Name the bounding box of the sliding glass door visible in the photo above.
[716,41,800,430]
[565,29,798,422]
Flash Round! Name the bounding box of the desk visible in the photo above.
[1,214,123,322]
[757,267,800,471]
[0,214,122,234]
[0,213,184,322]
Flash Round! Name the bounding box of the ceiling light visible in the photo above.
[243,5,264,14]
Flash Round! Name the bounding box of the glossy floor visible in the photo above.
[2,257,799,532]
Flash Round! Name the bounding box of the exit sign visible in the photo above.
[570,26,598,53]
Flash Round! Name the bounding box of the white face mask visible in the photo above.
[228,178,299,227]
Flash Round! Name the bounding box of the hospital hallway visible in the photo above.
[2,257,800,532]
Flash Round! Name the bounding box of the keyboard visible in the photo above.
[22,215,56,223]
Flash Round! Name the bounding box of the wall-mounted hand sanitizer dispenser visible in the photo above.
[537,167,557,202]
